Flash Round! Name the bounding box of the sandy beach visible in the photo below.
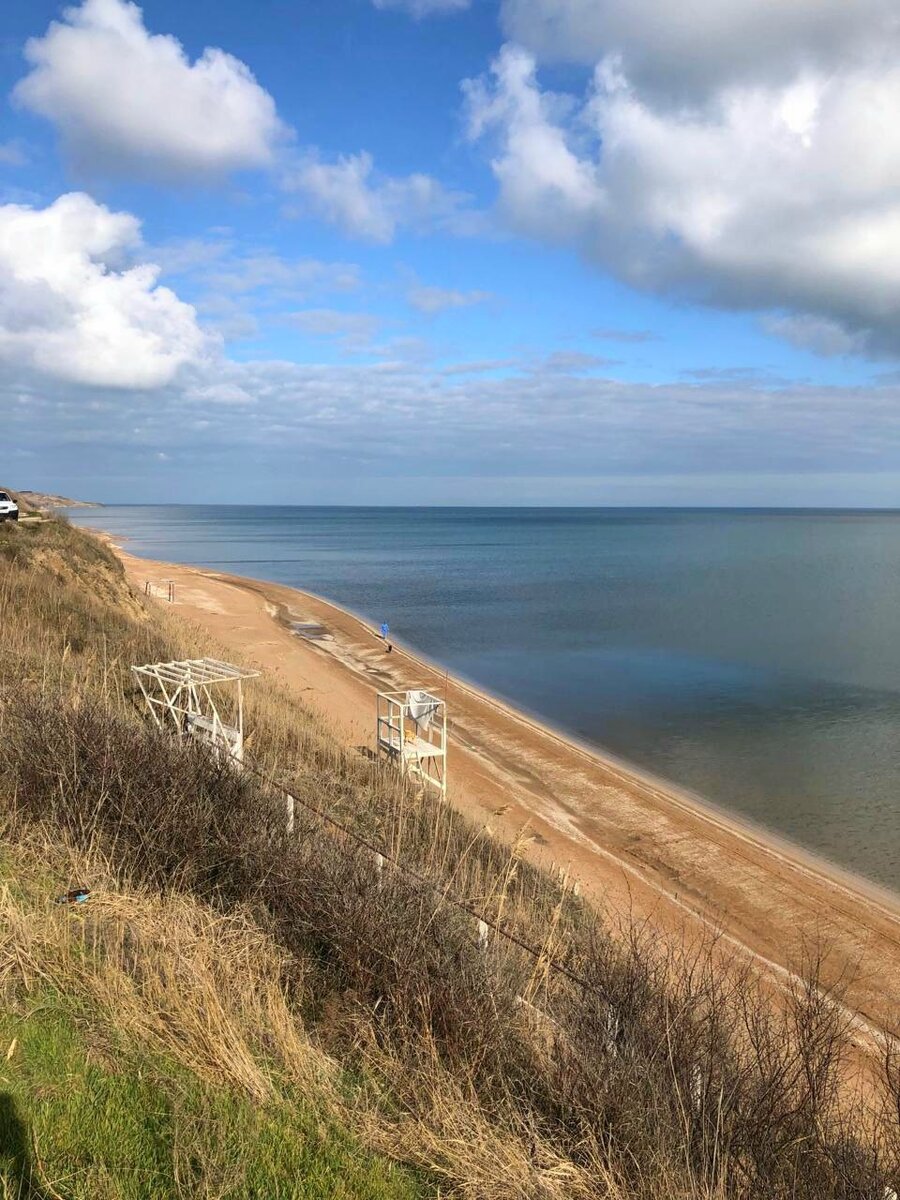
[114,541,900,1049]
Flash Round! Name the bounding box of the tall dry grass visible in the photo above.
[0,829,332,1105]
[1,517,899,1198]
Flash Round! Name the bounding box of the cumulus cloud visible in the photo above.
[373,0,471,16]
[407,283,491,314]
[284,154,391,242]
[0,192,210,388]
[465,41,900,355]
[14,0,284,180]
[499,0,900,98]
[282,151,478,243]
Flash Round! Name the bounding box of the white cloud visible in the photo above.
[407,283,491,314]
[369,335,434,363]
[194,296,260,343]
[464,48,604,240]
[186,381,255,407]
[286,308,381,352]
[440,358,518,375]
[282,151,477,243]
[285,154,392,242]
[592,328,658,343]
[205,254,361,297]
[14,0,284,181]
[762,315,869,358]
[499,0,900,97]
[0,192,210,388]
[9,349,900,500]
[373,0,471,16]
[465,43,900,355]
[536,350,615,372]
[148,236,232,277]
[147,240,365,343]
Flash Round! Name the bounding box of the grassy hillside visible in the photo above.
[0,855,423,1200]
[14,489,97,510]
[0,488,95,517]
[0,487,33,514]
[0,520,428,1199]
[1,516,898,1198]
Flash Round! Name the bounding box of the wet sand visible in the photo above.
[115,542,900,1050]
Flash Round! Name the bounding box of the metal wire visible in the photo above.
[236,754,613,1006]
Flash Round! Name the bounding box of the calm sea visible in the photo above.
[69,505,900,891]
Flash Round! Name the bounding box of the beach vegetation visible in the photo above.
[0,517,898,1198]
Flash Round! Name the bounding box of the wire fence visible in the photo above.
[236,753,614,1008]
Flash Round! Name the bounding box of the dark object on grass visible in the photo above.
[55,887,90,905]
[0,1092,54,1200]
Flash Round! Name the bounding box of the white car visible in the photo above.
[0,492,19,522]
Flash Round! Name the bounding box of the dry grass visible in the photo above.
[1,517,899,1199]
[0,831,428,1199]
[0,832,331,1104]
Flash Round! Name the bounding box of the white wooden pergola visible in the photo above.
[376,689,447,796]
[131,657,258,765]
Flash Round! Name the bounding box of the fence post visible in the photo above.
[477,919,489,951]
[605,1007,620,1057]
[690,1063,703,1113]
[286,794,295,835]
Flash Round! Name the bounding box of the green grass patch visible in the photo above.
[0,1000,426,1200]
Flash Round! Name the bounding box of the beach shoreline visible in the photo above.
[286,578,900,923]
[104,532,900,1046]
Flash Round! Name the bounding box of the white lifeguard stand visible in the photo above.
[376,689,447,797]
[131,657,258,765]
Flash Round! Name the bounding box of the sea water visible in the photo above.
[69,505,900,891]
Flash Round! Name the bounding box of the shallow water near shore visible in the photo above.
[69,505,900,891]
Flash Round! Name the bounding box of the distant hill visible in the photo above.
[14,489,99,510]
[0,488,31,513]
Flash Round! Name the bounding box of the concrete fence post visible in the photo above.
[690,1063,703,1113]
[604,1007,620,1057]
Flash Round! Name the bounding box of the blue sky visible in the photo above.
[2,0,900,503]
